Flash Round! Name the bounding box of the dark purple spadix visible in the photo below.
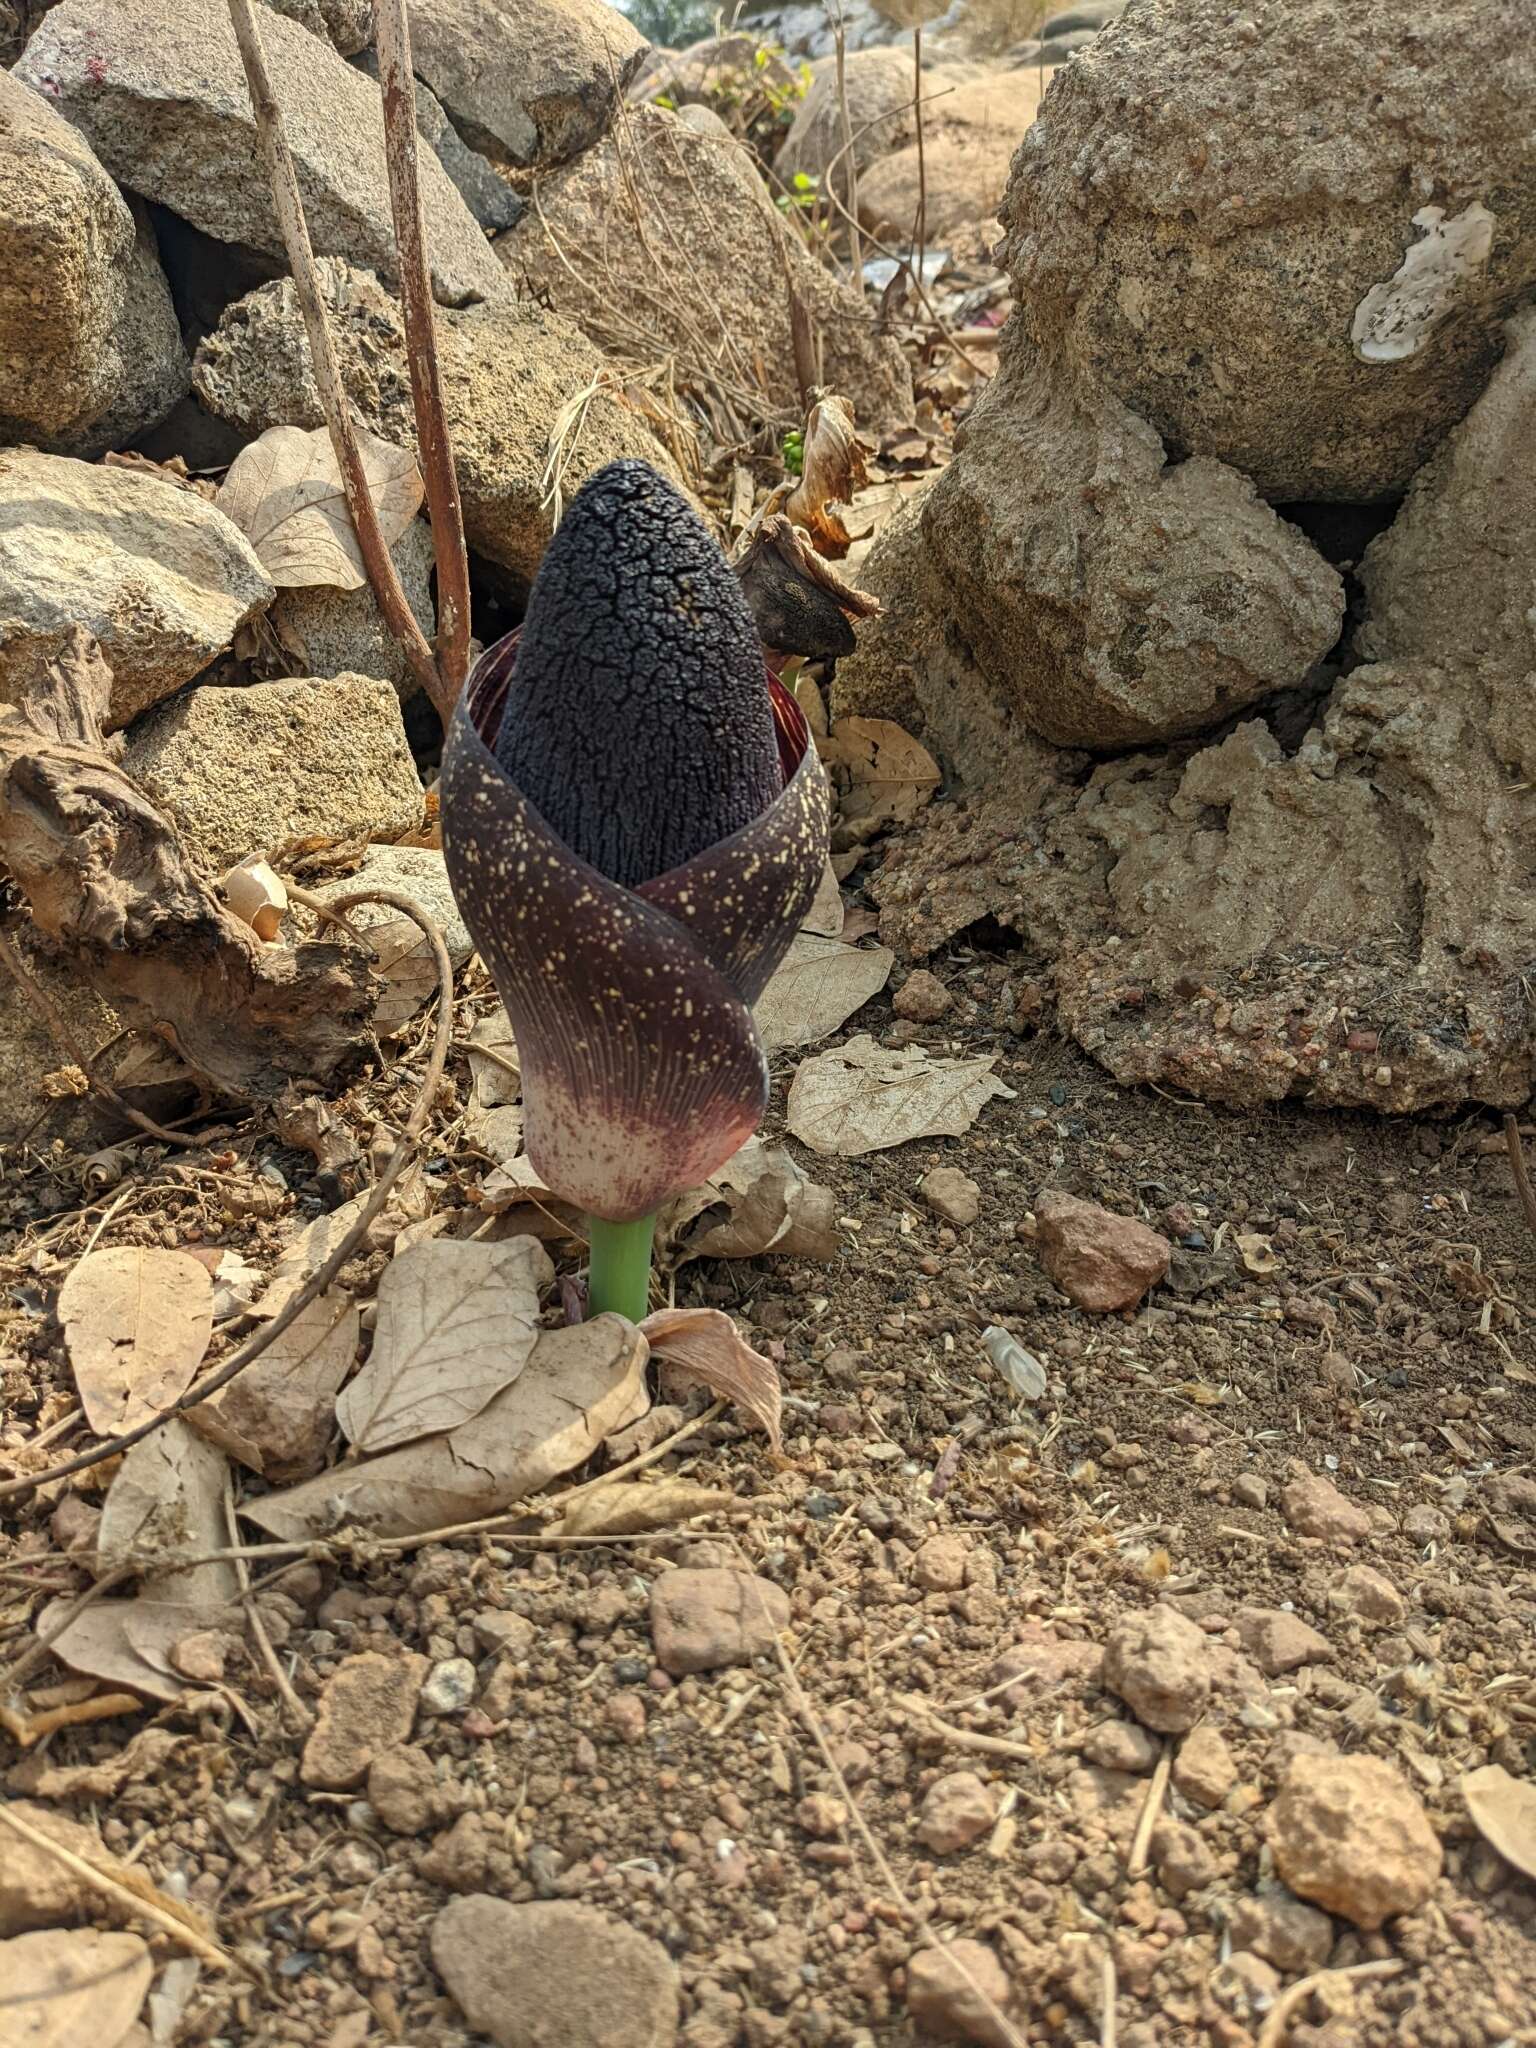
[493,460,782,890]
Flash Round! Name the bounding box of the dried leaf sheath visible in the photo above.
[442,634,829,1222]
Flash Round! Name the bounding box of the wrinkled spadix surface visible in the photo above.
[442,503,830,1224]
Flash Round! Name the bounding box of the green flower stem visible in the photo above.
[586,1212,657,1324]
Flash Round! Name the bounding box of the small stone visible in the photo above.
[1173,1727,1237,1809]
[748,1927,805,2008]
[473,1611,536,1657]
[916,1771,997,1854]
[1228,1889,1335,1974]
[1214,1951,1282,2017]
[892,969,952,1023]
[1033,1190,1170,1312]
[913,1532,970,1592]
[1269,1755,1442,1930]
[48,1496,101,1557]
[990,1623,1104,1704]
[920,1167,981,1228]
[1236,1608,1335,1677]
[796,1793,846,1839]
[603,1693,647,1745]
[301,1651,427,1790]
[367,1746,440,1835]
[1328,1564,1405,1625]
[169,1629,233,1683]
[1401,1503,1450,1544]
[1082,1720,1161,1774]
[1280,1470,1371,1545]
[1152,1818,1217,1899]
[431,1896,679,2048]
[0,1804,123,1935]
[1103,1606,1212,1732]
[1232,1473,1269,1510]
[421,1658,478,1715]
[905,1937,1016,2047]
[649,1568,789,1675]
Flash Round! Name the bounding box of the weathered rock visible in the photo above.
[1328,1563,1405,1625]
[0,1803,123,1933]
[1004,0,1536,501]
[1236,1607,1335,1678]
[431,1895,680,2048]
[917,1770,997,1853]
[351,48,524,232]
[0,451,272,729]
[510,101,913,436]
[1360,307,1536,673]
[990,1622,1103,1702]
[921,350,1343,749]
[639,34,800,116]
[919,1166,981,1227]
[302,1650,428,1789]
[649,1567,790,1674]
[407,0,648,170]
[271,518,436,699]
[892,968,952,1022]
[1082,1719,1160,1774]
[313,845,473,966]
[913,1531,969,1592]
[904,1937,1016,2047]
[0,71,187,456]
[1034,1190,1170,1312]
[194,261,685,583]
[1102,1605,1212,1733]
[776,44,926,185]
[1269,1755,1442,1929]
[1152,1817,1217,1898]
[264,0,374,52]
[123,673,422,872]
[858,70,1056,244]
[15,0,503,306]
[1228,1890,1335,1975]
[1173,1726,1237,1809]
[1280,1470,1371,1545]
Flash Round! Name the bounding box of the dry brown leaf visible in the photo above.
[659,1136,837,1266]
[753,930,894,1051]
[191,1290,359,1482]
[477,1152,583,1235]
[801,857,845,937]
[36,1597,217,1703]
[367,915,445,1038]
[1462,1764,1536,1880]
[640,1307,782,1455]
[785,394,871,558]
[0,1928,153,2048]
[825,716,941,834]
[468,1103,525,1166]
[244,1318,650,1541]
[336,1237,553,1453]
[98,1421,237,1614]
[786,1032,1014,1157]
[7,1727,183,1801]
[256,1194,369,1317]
[216,423,423,591]
[551,1478,735,1540]
[467,1006,521,1107]
[57,1248,214,1436]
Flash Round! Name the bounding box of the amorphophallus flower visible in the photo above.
[442,460,830,1322]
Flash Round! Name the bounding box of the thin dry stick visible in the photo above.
[732,1542,1029,2048]
[1504,1112,1536,1249]
[0,928,202,1151]
[896,1693,1035,1763]
[1125,1742,1171,1876]
[0,1804,236,1974]
[1255,1960,1404,2048]
[374,0,470,711]
[1099,1948,1118,2048]
[225,0,440,708]
[831,1,861,280]
[0,892,453,1505]
[225,1481,314,1732]
[910,23,928,292]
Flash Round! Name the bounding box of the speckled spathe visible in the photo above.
[442,633,830,1222]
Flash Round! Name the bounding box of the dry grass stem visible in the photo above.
[1126,1743,1171,1876]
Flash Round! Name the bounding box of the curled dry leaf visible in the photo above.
[0,1929,154,2048]
[784,394,871,558]
[639,1307,782,1455]
[245,1318,650,1542]
[367,915,446,1038]
[470,1103,526,1166]
[35,1595,222,1703]
[1462,1764,1536,1881]
[98,1420,237,1614]
[824,717,941,837]
[753,929,894,1052]
[220,856,288,942]
[673,1136,838,1266]
[801,857,845,937]
[550,1478,735,1541]
[787,1031,1015,1157]
[477,1153,583,1237]
[256,1193,369,1317]
[337,1236,553,1454]
[216,423,424,592]
[735,514,881,661]
[57,1248,214,1437]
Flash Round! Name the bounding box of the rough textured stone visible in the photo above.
[920,1166,981,1227]
[195,261,685,583]
[0,1803,124,1934]
[15,0,502,306]
[302,1651,428,1789]
[1102,1606,1212,1733]
[0,70,187,455]
[0,451,272,729]
[858,69,1055,244]
[1328,1564,1405,1625]
[1236,1607,1335,1678]
[913,1531,969,1593]
[1,1929,153,2044]
[1004,0,1536,500]
[1228,1890,1336,1975]
[649,1567,790,1674]
[368,1747,442,1834]
[776,45,924,184]
[431,1896,680,2048]
[124,673,424,872]
[892,968,952,1023]
[509,102,913,436]
[904,1937,1016,2047]
[1173,1726,1237,1809]
[313,845,473,966]
[352,49,523,231]
[1034,1190,1170,1312]
[407,0,648,170]
[1269,1755,1442,1929]
[917,1770,997,1854]
[1281,1470,1371,1546]
[922,352,1343,749]
[990,1623,1103,1702]
[271,514,436,697]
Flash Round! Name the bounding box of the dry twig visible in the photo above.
[1254,1959,1404,2048]
[1504,1112,1536,1251]
[1126,1742,1171,1876]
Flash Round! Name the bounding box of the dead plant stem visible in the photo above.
[831,3,861,280]
[1126,1743,1171,1876]
[1503,1112,1536,1250]
[1255,1960,1403,2048]
[911,23,928,293]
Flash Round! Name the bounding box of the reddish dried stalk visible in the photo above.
[225,0,444,712]
[375,0,472,708]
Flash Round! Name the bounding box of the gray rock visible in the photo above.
[1002,0,1536,500]
[263,0,374,52]
[14,0,502,307]
[1032,27,1099,60]
[0,70,188,455]
[0,450,272,729]
[776,45,921,185]
[123,673,424,871]
[273,516,437,698]
[352,48,524,232]
[431,1896,680,2048]
[313,845,473,967]
[1037,1,1126,33]
[407,0,648,170]
[194,260,688,583]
